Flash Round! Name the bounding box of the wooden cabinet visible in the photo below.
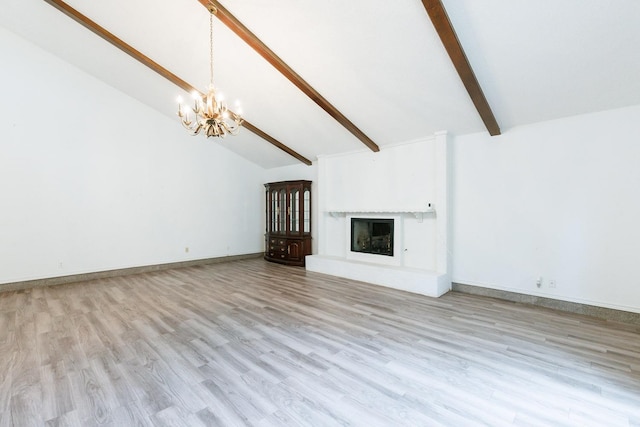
[264,180,312,266]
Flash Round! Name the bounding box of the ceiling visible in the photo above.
[2,0,640,168]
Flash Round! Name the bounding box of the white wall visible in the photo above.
[322,144,436,212]
[0,27,265,285]
[452,105,640,313]
[263,163,317,184]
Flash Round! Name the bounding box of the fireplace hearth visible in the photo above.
[351,218,394,256]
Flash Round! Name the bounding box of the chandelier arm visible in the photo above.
[181,119,199,136]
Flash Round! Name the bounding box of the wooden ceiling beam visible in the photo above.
[43,0,313,166]
[199,0,380,152]
[242,120,312,165]
[421,0,501,136]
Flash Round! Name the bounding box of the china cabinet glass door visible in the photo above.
[278,189,286,233]
[270,190,278,233]
[303,189,310,234]
[289,188,300,235]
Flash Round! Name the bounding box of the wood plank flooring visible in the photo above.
[0,258,639,426]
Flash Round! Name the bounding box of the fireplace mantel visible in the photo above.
[327,207,435,221]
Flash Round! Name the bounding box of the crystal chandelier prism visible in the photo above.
[177,9,242,138]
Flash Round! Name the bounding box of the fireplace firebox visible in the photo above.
[351,218,394,256]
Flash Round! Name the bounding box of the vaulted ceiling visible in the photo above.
[2,0,640,168]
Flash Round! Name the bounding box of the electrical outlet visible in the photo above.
[549,280,556,288]
[536,277,542,288]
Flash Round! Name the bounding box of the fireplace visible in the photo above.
[305,134,451,298]
[351,218,394,256]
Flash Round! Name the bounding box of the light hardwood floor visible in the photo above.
[0,258,639,426]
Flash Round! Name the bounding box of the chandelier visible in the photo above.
[177,8,242,138]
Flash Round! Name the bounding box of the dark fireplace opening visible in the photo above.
[351,218,394,256]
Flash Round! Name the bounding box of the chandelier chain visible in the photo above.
[209,12,214,85]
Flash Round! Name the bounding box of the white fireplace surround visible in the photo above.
[306,133,451,298]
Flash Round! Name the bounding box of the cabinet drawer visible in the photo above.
[269,238,286,246]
